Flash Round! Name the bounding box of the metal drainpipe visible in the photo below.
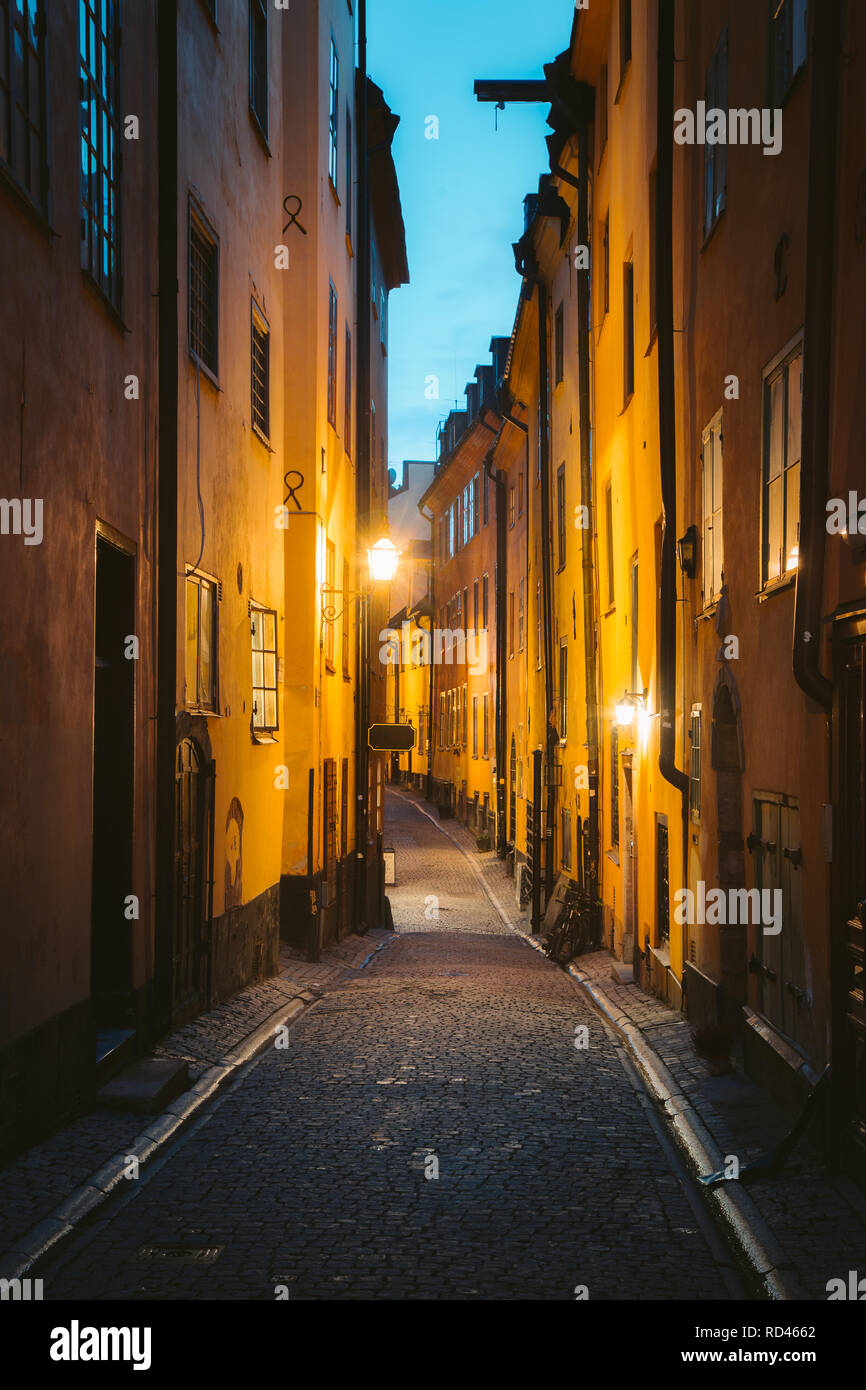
[656,0,690,942]
[482,424,507,856]
[154,0,178,1034]
[354,0,371,932]
[418,501,436,802]
[574,125,600,910]
[792,0,837,714]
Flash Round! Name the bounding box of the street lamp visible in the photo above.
[367,536,400,583]
[615,689,649,727]
[322,535,400,624]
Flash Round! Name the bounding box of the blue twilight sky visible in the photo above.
[368,0,575,484]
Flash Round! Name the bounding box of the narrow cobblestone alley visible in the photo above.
[31,792,743,1302]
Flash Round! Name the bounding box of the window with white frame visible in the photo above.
[251,604,278,733]
[701,411,723,606]
[762,339,802,586]
[186,571,218,711]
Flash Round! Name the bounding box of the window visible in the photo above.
[619,0,632,82]
[344,326,352,452]
[610,726,619,847]
[554,303,564,385]
[689,705,702,822]
[345,109,353,237]
[482,692,489,757]
[473,579,479,632]
[186,572,218,711]
[79,0,121,306]
[327,280,338,426]
[518,577,525,652]
[605,482,615,606]
[656,819,670,943]
[562,807,572,871]
[342,558,350,676]
[251,605,278,732]
[2,0,48,209]
[754,796,807,1046]
[768,0,807,106]
[517,471,524,518]
[762,341,802,586]
[623,259,634,402]
[189,205,219,375]
[473,473,480,534]
[329,37,339,187]
[249,0,268,137]
[380,285,387,349]
[536,581,543,668]
[701,410,723,605]
[324,540,336,669]
[559,642,568,740]
[508,592,515,657]
[704,27,728,237]
[630,554,639,695]
[482,574,489,629]
[472,695,478,757]
[463,587,469,634]
[439,692,445,749]
[509,486,515,528]
[462,684,468,745]
[601,213,610,318]
[556,464,566,569]
[251,301,270,440]
[598,64,608,163]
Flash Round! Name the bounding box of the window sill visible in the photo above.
[620,391,634,416]
[345,233,354,259]
[0,163,54,239]
[252,731,279,745]
[700,206,726,254]
[329,179,341,208]
[696,601,720,622]
[82,271,128,334]
[606,847,620,866]
[252,422,272,451]
[325,660,336,674]
[190,352,220,393]
[187,704,219,718]
[645,324,658,357]
[757,572,797,603]
[604,603,616,618]
[249,108,271,156]
[614,59,631,105]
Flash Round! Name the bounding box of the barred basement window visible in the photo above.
[79,0,121,306]
[1,0,48,210]
[251,301,269,439]
[189,207,219,375]
[251,605,278,733]
[689,705,702,823]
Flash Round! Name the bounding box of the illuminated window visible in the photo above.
[701,411,724,605]
[762,341,802,586]
[251,604,278,732]
[186,572,218,711]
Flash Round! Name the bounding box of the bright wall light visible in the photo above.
[367,536,400,583]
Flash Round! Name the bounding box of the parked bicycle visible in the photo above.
[544,886,601,966]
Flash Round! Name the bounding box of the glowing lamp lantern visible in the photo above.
[367,536,400,583]
[615,694,635,727]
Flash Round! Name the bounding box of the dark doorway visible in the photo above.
[91,535,135,1026]
[655,818,670,944]
[712,676,747,1013]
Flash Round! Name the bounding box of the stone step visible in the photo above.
[96,1058,190,1114]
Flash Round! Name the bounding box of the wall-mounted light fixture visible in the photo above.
[677,525,697,579]
[322,534,400,625]
[615,689,649,726]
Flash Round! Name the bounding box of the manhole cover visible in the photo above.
[135,1244,223,1264]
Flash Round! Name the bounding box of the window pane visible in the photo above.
[199,583,213,703]
[766,476,782,582]
[186,580,198,701]
[263,612,276,651]
[263,652,276,690]
[785,461,800,571]
[265,690,277,729]
[767,374,784,481]
[252,651,264,688]
[787,351,802,468]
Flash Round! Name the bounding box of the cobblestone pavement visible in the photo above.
[33,793,741,1301]
[0,931,390,1259]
